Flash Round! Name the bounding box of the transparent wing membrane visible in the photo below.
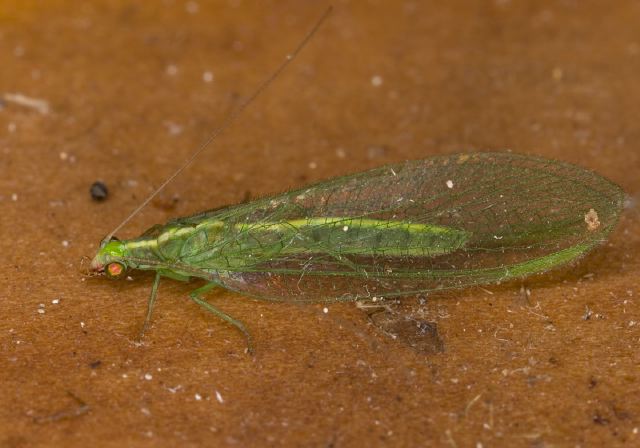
[150,153,623,302]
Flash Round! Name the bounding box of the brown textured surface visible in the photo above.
[1,1,639,446]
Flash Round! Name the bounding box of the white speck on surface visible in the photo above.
[164,121,183,136]
[62,240,69,247]
[144,373,153,381]
[126,276,133,281]
[323,307,329,314]
[141,407,151,416]
[37,309,45,315]
[59,152,68,160]
[308,161,317,169]
[166,64,178,76]
[8,122,16,133]
[11,193,18,201]
[194,393,202,401]
[551,67,563,80]
[4,92,50,114]
[122,374,128,379]
[185,1,199,14]
[215,391,224,404]
[371,75,383,87]
[80,321,85,328]
[202,71,214,83]
[343,226,349,232]
[446,180,454,189]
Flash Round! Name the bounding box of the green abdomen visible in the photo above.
[178,217,469,269]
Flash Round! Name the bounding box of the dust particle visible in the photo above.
[90,181,108,201]
[585,208,600,231]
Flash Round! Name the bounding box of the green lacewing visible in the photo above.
[89,10,624,352]
[91,152,624,350]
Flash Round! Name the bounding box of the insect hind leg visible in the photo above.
[188,283,254,355]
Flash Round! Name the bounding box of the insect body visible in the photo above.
[91,152,624,350]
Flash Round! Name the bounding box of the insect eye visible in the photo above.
[106,262,126,278]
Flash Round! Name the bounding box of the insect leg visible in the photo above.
[138,271,161,340]
[188,283,255,355]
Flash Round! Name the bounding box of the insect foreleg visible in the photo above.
[188,283,255,355]
[139,271,162,340]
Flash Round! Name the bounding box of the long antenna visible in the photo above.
[103,6,333,244]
